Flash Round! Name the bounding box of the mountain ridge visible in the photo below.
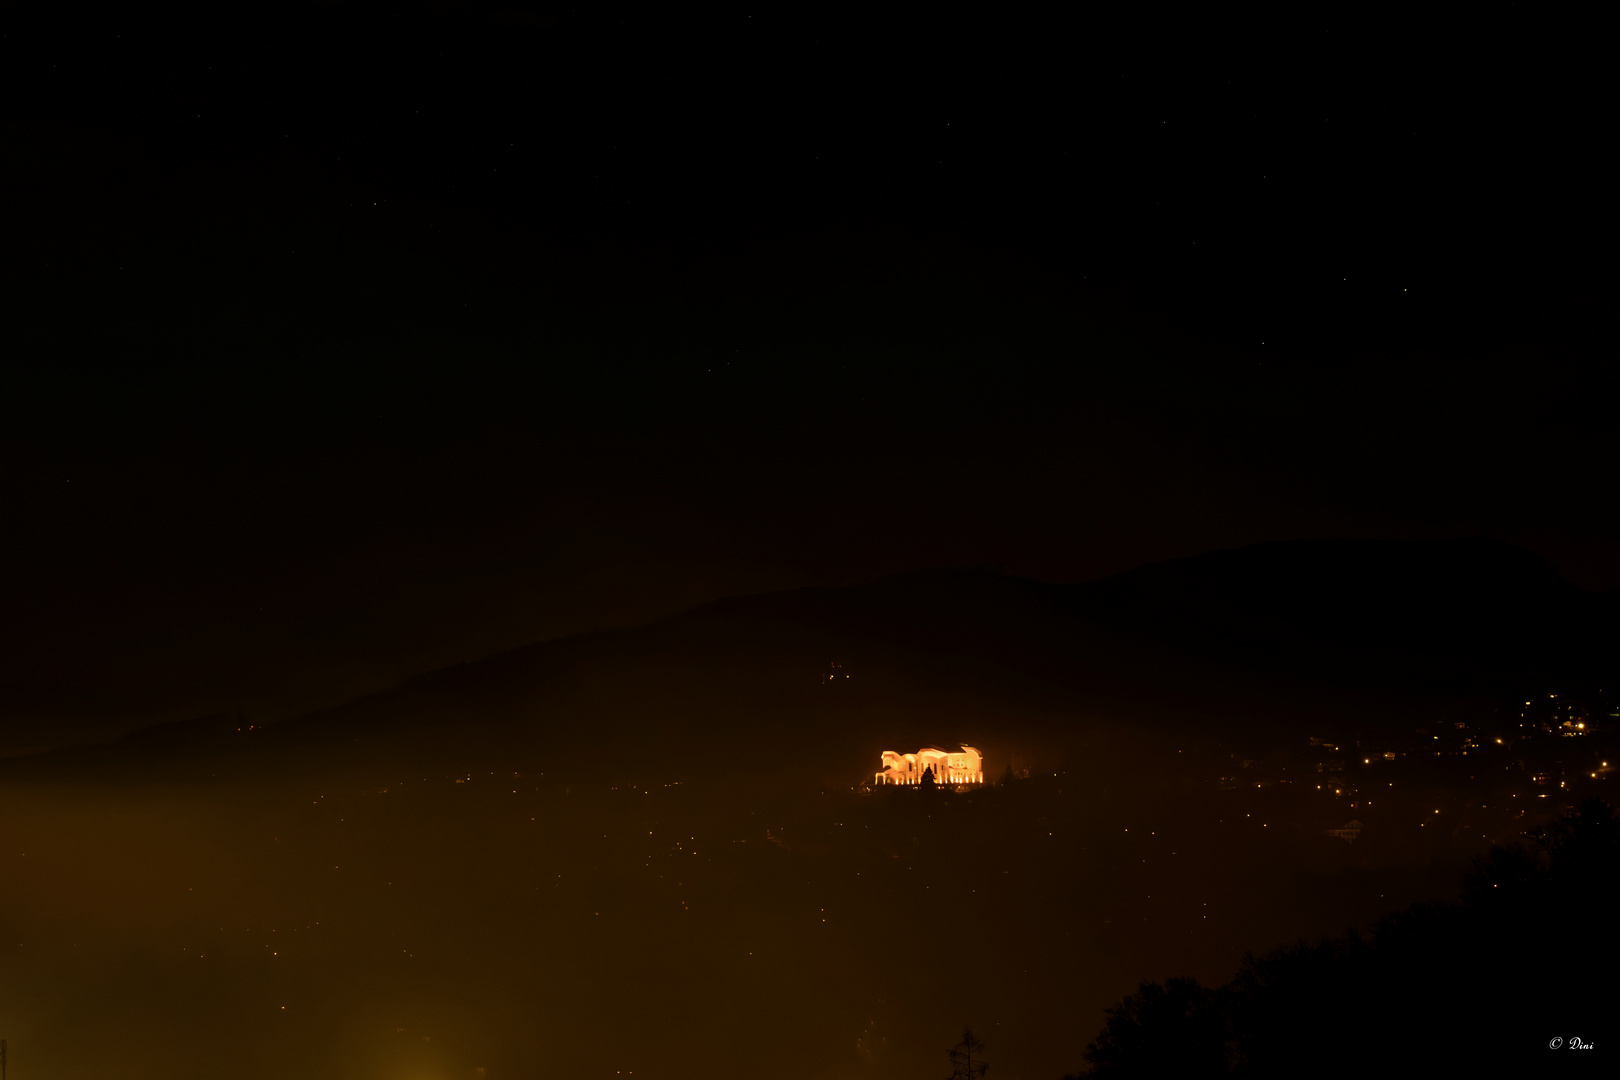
[6,537,1611,776]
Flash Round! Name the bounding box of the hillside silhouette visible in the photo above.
[1066,537,1617,697]
[9,537,1611,779]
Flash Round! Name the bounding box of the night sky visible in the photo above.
[0,7,1616,1077]
[4,5,1613,740]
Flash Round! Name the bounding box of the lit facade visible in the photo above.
[875,745,984,786]
[1327,820,1363,843]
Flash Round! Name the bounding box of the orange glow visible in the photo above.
[875,745,983,786]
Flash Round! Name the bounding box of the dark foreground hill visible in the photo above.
[1070,798,1620,1077]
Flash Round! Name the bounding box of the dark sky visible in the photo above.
[2,4,1615,743]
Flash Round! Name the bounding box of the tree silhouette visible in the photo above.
[1531,795,1620,883]
[945,1028,988,1080]
[1070,977,1227,1078]
[1065,797,1620,1077]
[920,765,938,793]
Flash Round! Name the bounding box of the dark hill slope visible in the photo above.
[7,539,1612,779]
[1065,537,1618,698]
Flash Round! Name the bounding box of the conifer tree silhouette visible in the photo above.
[946,1028,988,1080]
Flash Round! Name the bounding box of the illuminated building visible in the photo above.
[1327,820,1363,843]
[875,745,984,786]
